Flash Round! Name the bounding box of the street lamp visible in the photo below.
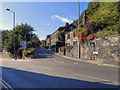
[6,8,16,60]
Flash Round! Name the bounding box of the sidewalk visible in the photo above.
[55,53,120,68]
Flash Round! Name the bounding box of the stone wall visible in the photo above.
[66,45,79,58]
[61,35,119,64]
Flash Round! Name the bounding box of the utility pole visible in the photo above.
[78,0,81,58]
[78,0,80,29]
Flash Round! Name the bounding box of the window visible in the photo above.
[70,27,73,30]
[67,34,70,39]
[67,43,70,46]
[73,41,77,45]
[73,31,76,37]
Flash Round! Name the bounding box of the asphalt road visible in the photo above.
[0,47,119,88]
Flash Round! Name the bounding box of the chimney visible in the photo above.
[83,12,87,25]
[65,22,69,27]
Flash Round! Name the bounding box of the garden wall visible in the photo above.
[60,35,119,64]
[65,45,79,58]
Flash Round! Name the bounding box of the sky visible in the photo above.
[1,2,89,40]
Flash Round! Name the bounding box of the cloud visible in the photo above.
[70,16,76,19]
[52,15,73,24]
[46,23,50,26]
[0,26,11,31]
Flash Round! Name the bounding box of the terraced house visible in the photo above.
[65,29,79,46]
[45,23,76,51]
[45,34,51,47]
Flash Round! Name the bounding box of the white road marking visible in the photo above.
[53,59,59,63]
[73,63,79,64]
[0,78,13,89]
[1,82,8,89]
[40,67,54,70]
[72,73,119,85]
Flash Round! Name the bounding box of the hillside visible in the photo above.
[72,1,119,29]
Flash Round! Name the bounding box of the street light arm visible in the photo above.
[6,8,15,13]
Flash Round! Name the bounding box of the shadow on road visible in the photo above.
[2,66,119,88]
[34,47,55,59]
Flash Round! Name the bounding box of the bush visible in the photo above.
[95,24,120,38]
[56,41,65,47]
[61,47,65,53]
[76,21,98,44]
[66,45,73,52]
[23,48,35,57]
[50,45,56,49]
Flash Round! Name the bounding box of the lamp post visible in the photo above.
[6,8,16,60]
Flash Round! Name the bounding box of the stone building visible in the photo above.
[45,23,76,47]
[65,29,79,46]
[65,12,87,46]
[50,31,59,46]
[45,34,51,46]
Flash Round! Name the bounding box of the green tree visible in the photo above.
[3,23,41,58]
[56,30,65,41]
[40,40,46,47]
[72,2,119,29]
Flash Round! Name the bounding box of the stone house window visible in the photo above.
[73,41,77,45]
[67,34,70,39]
[69,27,73,30]
[47,43,50,45]
[67,43,70,46]
[73,31,76,37]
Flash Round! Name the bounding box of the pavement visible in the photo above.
[0,48,119,68]
[0,47,119,88]
[55,52,120,68]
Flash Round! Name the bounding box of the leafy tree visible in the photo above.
[56,30,65,41]
[3,23,41,58]
[40,40,46,47]
[72,2,119,29]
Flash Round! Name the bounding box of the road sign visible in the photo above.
[20,40,27,49]
[93,51,98,54]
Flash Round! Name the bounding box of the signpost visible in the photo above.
[20,40,27,50]
[93,51,98,55]
[20,40,27,60]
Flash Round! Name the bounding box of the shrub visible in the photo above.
[50,45,56,49]
[66,45,73,52]
[95,24,120,38]
[61,47,65,53]
[23,48,35,57]
[76,21,98,44]
[56,41,65,47]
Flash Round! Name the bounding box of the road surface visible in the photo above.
[0,47,119,88]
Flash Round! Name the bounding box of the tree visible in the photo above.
[72,2,119,29]
[56,30,65,41]
[40,40,46,47]
[3,23,41,58]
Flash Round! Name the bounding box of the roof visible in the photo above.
[46,34,51,40]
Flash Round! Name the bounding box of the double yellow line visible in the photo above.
[0,78,13,90]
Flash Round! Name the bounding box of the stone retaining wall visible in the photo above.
[60,35,120,64]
